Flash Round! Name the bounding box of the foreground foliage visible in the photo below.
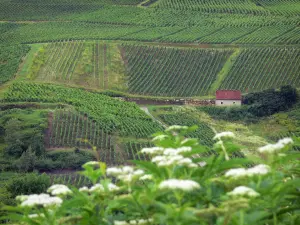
[4,126,300,225]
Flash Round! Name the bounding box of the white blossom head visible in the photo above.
[228,186,260,198]
[213,132,235,140]
[20,194,63,207]
[166,125,188,132]
[159,179,200,192]
[79,186,89,192]
[247,164,270,176]
[225,168,247,178]
[139,174,153,181]
[47,184,72,196]
[141,147,164,155]
[152,135,168,141]
[258,137,293,154]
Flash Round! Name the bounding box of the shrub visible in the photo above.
[6,173,50,198]
[3,126,300,225]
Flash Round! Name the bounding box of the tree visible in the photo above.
[4,118,22,145]
[16,146,36,172]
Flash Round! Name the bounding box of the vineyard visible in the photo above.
[3,83,164,138]
[157,0,300,15]
[220,47,300,93]
[25,41,127,91]
[0,45,30,84]
[122,45,234,97]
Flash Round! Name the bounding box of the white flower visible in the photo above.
[159,179,200,192]
[258,137,293,154]
[177,146,192,153]
[79,186,89,192]
[166,125,188,132]
[258,143,284,153]
[89,184,104,192]
[89,183,119,193]
[16,195,28,202]
[152,155,166,163]
[129,220,137,225]
[118,174,134,183]
[107,167,123,176]
[213,131,235,140]
[199,161,207,167]
[133,169,144,176]
[247,164,270,176]
[83,161,99,166]
[278,137,293,145]
[20,194,62,207]
[225,168,247,178]
[107,183,120,191]
[139,174,153,181]
[163,148,179,156]
[228,186,260,198]
[152,135,168,141]
[114,221,129,225]
[225,164,270,178]
[123,166,134,174]
[141,147,164,155]
[47,184,72,196]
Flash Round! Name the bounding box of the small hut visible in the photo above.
[215,90,242,106]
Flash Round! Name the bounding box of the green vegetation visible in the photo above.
[122,45,233,97]
[220,48,300,93]
[5,127,300,225]
[3,82,163,137]
[0,45,30,84]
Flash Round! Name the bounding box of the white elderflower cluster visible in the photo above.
[47,184,72,196]
[213,131,235,140]
[225,164,270,178]
[16,194,62,207]
[258,138,293,154]
[228,186,260,198]
[159,179,200,192]
[79,183,119,193]
[152,154,197,168]
[139,174,153,181]
[114,218,154,225]
[152,135,168,141]
[141,147,164,155]
[166,125,188,132]
[106,166,145,183]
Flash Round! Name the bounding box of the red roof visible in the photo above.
[216,90,242,100]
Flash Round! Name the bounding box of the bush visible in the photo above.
[35,150,96,171]
[6,173,50,198]
[5,126,300,225]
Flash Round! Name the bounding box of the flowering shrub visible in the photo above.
[3,126,300,225]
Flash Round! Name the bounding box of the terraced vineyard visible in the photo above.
[122,45,234,97]
[0,45,30,84]
[48,110,114,151]
[4,83,164,138]
[220,48,300,92]
[26,41,126,90]
[157,0,300,16]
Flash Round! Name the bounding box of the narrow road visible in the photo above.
[140,106,167,128]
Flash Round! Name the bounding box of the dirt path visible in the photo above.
[140,106,167,128]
